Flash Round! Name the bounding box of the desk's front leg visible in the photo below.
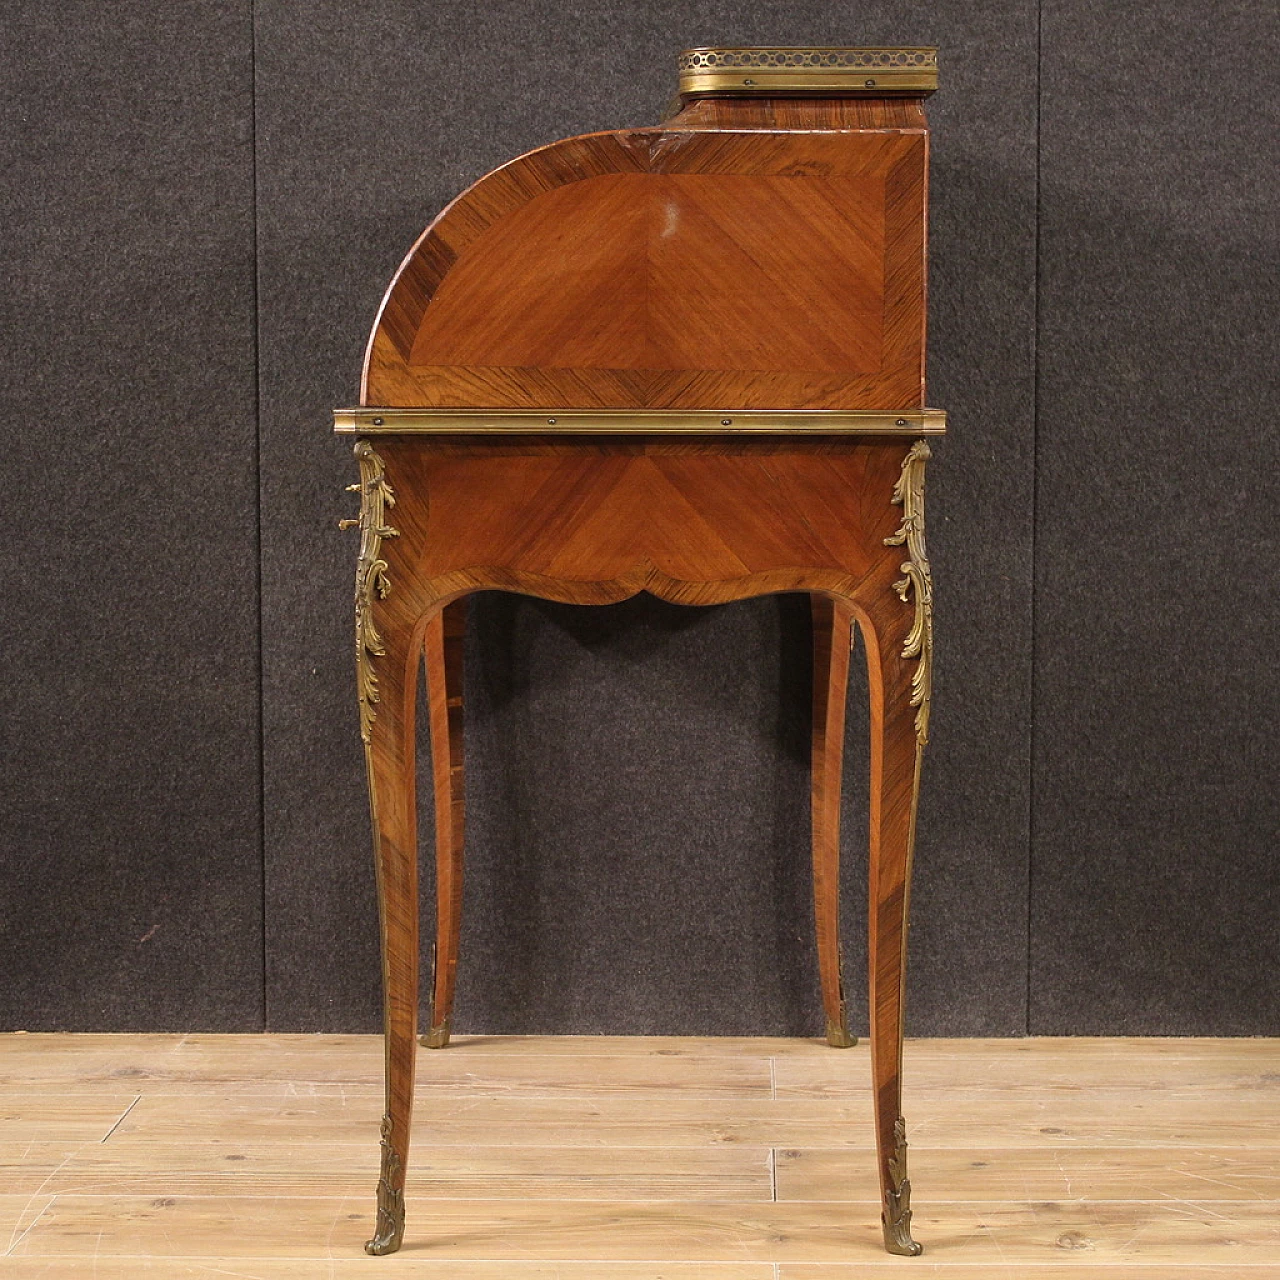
[863,439,933,1257]
[351,441,418,1256]
[361,622,418,1255]
[864,615,925,1256]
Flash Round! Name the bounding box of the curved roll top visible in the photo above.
[361,52,933,414]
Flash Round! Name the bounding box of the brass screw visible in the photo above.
[743,78,755,86]
[721,418,732,426]
[547,417,557,424]
[896,419,908,426]
[372,417,384,426]
[864,79,876,88]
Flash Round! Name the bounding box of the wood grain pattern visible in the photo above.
[781,1270,1280,1279]
[667,97,929,131]
[406,171,887,373]
[5,1035,1280,1272]
[84,1085,1280,1151]
[10,1031,1271,1084]
[776,1146,1280,1202]
[24,1138,1280,1205]
[0,1264,779,1279]
[861,554,926,1253]
[361,582,421,1252]
[0,1145,91,1198]
[12,1195,1280,1263]
[777,1046,1280,1095]
[361,98,927,411]
[24,1141,771,1202]
[0,1094,140,1142]
[368,438,912,612]
[0,1194,55,1251]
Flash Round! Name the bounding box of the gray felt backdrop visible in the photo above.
[2,2,1275,1037]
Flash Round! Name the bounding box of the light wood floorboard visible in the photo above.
[1,1033,1277,1275]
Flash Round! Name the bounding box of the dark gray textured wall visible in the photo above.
[1030,1,1280,1034]
[2,2,1275,1037]
[0,3,263,1029]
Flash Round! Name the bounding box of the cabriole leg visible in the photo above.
[811,594,857,1048]
[352,441,417,1255]
[862,606,926,1257]
[862,438,933,1257]
[422,597,468,1049]
[362,620,419,1254]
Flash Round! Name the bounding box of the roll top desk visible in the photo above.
[337,46,944,1259]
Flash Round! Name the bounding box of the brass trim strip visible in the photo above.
[335,408,947,437]
[677,46,937,97]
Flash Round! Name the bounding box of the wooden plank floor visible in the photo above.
[1,1033,1278,1277]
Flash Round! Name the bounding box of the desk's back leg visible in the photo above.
[352,442,418,1256]
[812,594,857,1048]
[423,598,467,1049]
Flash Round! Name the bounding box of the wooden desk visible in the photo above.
[337,46,944,1259]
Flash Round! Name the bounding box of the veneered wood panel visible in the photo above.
[373,439,907,608]
[412,171,888,376]
[366,111,927,410]
[668,97,927,130]
[408,174,650,370]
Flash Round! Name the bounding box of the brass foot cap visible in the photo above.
[824,1016,857,1048]
[421,1022,451,1049]
[882,1223,923,1256]
[364,1230,403,1256]
[886,1238,923,1257]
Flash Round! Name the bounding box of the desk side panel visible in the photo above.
[363,126,926,411]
